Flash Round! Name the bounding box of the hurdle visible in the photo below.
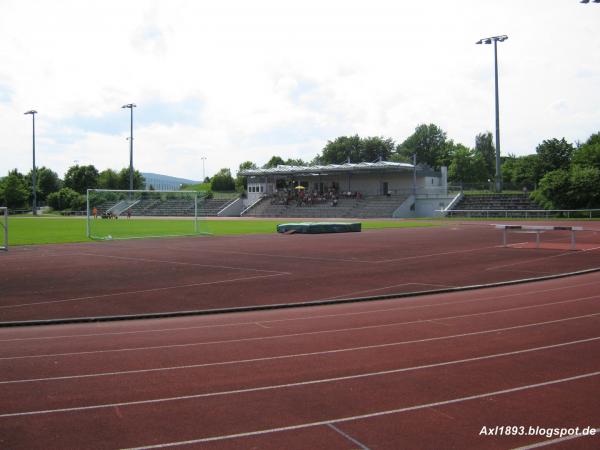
[495,224,583,250]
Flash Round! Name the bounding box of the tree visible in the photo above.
[319,135,363,164]
[98,169,120,189]
[211,168,236,191]
[448,144,486,184]
[116,168,145,190]
[532,169,571,209]
[236,161,258,192]
[25,167,62,202]
[511,155,542,189]
[0,170,30,209]
[284,158,306,166]
[572,134,600,170]
[474,132,495,181]
[568,165,600,208]
[263,156,286,169]
[64,165,99,194]
[398,124,448,169]
[536,138,574,174]
[361,137,395,162]
[47,187,85,211]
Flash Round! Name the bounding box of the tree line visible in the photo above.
[0,165,145,211]
[3,124,599,211]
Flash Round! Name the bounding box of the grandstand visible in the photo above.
[95,196,236,217]
[444,193,544,217]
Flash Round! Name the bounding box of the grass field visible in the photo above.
[5,216,439,246]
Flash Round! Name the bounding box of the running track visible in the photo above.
[2,222,600,323]
[1,270,599,449]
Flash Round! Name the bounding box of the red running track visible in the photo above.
[0,270,599,449]
[1,221,600,323]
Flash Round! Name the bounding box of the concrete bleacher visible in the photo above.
[448,193,543,217]
[243,194,408,219]
[95,197,233,217]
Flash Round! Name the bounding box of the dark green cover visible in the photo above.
[277,222,361,234]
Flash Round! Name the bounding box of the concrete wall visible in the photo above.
[217,198,245,217]
[394,194,455,218]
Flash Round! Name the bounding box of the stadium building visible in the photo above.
[239,161,456,218]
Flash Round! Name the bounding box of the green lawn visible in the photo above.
[5,216,439,246]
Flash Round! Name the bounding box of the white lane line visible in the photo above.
[512,428,600,449]
[122,372,600,448]
[75,252,289,275]
[3,293,600,361]
[0,313,600,385]
[0,273,289,310]
[2,312,598,385]
[327,424,371,450]
[1,336,598,418]
[375,244,503,263]
[3,276,600,344]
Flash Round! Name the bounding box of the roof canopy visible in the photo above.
[240,161,415,177]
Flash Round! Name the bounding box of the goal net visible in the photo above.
[86,189,210,240]
[0,207,7,251]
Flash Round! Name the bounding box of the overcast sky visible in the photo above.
[1,0,598,180]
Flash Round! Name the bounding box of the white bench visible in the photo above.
[495,224,583,250]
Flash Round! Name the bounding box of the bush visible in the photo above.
[47,187,85,211]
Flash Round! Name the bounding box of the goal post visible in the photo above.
[0,207,7,251]
[86,189,210,240]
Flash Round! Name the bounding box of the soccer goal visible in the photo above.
[0,207,7,251]
[86,189,210,240]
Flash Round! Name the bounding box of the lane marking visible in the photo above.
[327,424,371,450]
[75,252,289,275]
[2,312,598,385]
[320,282,457,301]
[512,428,600,449]
[1,336,598,418]
[3,277,600,344]
[2,294,600,361]
[0,273,289,310]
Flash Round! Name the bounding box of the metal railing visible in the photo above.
[440,209,600,219]
[0,207,7,251]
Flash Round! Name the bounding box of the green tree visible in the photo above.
[116,168,145,190]
[263,156,286,169]
[64,165,99,194]
[474,132,495,181]
[98,169,120,189]
[398,124,448,168]
[532,169,571,209]
[319,135,363,164]
[572,133,600,170]
[535,138,574,174]
[25,167,62,202]
[511,155,542,189]
[211,168,236,191]
[46,187,85,211]
[284,158,306,166]
[568,165,600,208]
[361,136,395,162]
[236,161,258,192]
[448,144,486,184]
[0,170,30,209]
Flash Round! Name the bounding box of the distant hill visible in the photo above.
[141,173,201,191]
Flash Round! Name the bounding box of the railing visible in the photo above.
[240,195,267,216]
[440,209,600,219]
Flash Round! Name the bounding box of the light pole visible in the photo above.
[201,156,207,181]
[122,103,136,191]
[476,34,508,193]
[24,110,38,215]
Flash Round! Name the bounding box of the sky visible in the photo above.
[0,0,599,180]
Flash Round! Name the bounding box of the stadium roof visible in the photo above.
[240,161,415,177]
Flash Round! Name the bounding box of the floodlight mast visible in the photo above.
[122,103,137,193]
[24,110,38,215]
[476,34,508,193]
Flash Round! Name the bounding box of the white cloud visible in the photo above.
[1,0,599,179]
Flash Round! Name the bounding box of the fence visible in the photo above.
[441,209,600,219]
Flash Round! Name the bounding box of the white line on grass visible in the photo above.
[2,293,599,360]
[1,312,598,384]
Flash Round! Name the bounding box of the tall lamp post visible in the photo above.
[476,34,508,193]
[122,103,137,191]
[24,110,38,215]
[201,156,207,181]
